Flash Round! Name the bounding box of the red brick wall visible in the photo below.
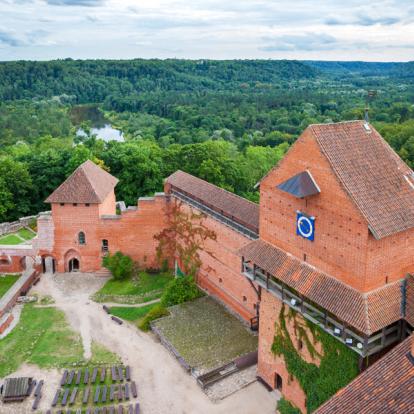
[0,256,24,273]
[260,129,413,292]
[191,211,258,322]
[258,290,322,414]
[50,192,168,273]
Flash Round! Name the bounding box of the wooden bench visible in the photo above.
[75,369,82,385]
[67,370,75,386]
[100,367,106,382]
[124,383,130,400]
[94,408,100,414]
[111,316,123,325]
[130,381,137,398]
[86,408,91,414]
[109,384,115,401]
[84,368,89,384]
[61,388,70,406]
[32,394,41,411]
[82,387,90,404]
[60,370,68,386]
[118,385,123,401]
[91,367,98,383]
[118,405,124,414]
[118,366,124,382]
[125,366,131,381]
[52,389,60,407]
[103,304,110,313]
[69,387,77,405]
[108,407,115,414]
[94,385,100,404]
[101,384,107,403]
[111,366,118,381]
[128,404,133,414]
[134,403,140,414]
[34,380,43,397]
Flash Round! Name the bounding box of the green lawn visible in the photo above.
[0,234,23,245]
[92,271,173,304]
[153,296,258,373]
[0,304,119,378]
[109,303,157,321]
[0,274,20,298]
[17,227,36,241]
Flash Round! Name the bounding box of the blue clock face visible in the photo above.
[296,213,315,241]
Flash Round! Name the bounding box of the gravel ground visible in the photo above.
[1,272,277,414]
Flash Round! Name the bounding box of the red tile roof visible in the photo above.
[45,160,118,204]
[166,170,259,233]
[315,334,414,414]
[311,121,414,239]
[238,239,402,335]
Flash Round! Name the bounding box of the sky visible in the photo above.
[0,0,413,61]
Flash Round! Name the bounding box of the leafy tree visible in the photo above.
[102,251,134,280]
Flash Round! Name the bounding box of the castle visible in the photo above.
[1,120,413,413]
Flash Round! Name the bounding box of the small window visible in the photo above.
[298,339,303,350]
[60,203,65,206]
[303,253,307,262]
[102,239,109,252]
[85,203,90,207]
[78,231,86,245]
[242,295,247,302]
[73,203,78,206]
[219,278,223,283]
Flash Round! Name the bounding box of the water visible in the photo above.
[77,124,124,142]
[71,105,124,142]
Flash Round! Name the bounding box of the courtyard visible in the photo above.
[0,272,277,414]
[153,296,258,374]
[0,228,36,245]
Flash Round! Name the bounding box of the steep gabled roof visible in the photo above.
[238,239,402,335]
[310,121,414,239]
[45,160,118,204]
[166,170,259,233]
[315,334,414,414]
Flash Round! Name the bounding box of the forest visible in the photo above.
[0,59,413,222]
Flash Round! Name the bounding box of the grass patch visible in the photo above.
[0,304,119,378]
[109,304,157,321]
[17,227,36,240]
[39,295,55,305]
[0,274,20,298]
[0,234,23,245]
[153,296,258,372]
[92,271,173,304]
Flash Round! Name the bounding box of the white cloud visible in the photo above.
[0,0,412,61]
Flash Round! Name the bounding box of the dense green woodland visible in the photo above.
[0,59,413,222]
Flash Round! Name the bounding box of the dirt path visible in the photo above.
[26,273,278,414]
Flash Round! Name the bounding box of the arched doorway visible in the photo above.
[68,258,80,272]
[41,255,56,273]
[64,249,81,273]
[275,373,283,390]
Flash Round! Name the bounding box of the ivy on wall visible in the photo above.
[272,305,359,413]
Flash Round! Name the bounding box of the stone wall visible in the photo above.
[0,214,43,237]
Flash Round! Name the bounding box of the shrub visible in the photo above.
[102,251,134,280]
[277,398,301,414]
[160,276,203,307]
[137,304,169,331]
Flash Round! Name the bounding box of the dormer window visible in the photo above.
[78,231,86,245]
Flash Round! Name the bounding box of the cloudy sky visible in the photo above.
[0,0,413,61]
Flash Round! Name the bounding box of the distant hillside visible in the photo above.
[0,59,317,102]
[304,60,413,77]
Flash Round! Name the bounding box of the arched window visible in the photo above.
[78,231,86,245]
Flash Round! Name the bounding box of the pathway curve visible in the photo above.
[33,272,277,414]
